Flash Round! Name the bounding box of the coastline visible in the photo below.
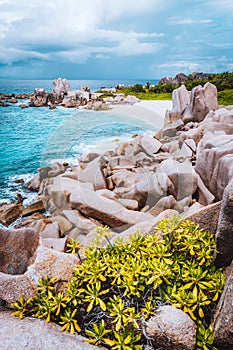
[78,100,172,155]
[106,100,172,130]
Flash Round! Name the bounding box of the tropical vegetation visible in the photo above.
[114,71,233,104]
[12,217,225,349]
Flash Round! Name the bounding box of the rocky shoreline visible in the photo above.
[0,77,140,110]
[0,81,233,349]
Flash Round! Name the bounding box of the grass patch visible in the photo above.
[116,88,172,100]
[218,89,233,105]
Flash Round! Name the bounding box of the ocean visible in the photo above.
[0,79,159,204]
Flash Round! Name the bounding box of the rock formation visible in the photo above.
[165,82,218,124]
[146,305,197,350]
[0,311,105,350]
[1,80,233,348]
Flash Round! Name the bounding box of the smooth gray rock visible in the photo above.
[146,305,196,350]
[0,311,106,350]
[52,77,71,100]
[149,195,176,216]
[165,85,190,124]
[158,119,184,138]
[70,186,153,228]
[158,159,197,200]
[195,131,233,199]
[41,236,67,252]
[77,156,107,190]
[108,156,136,170]
[140,135,162,155]
[190,82,218,122]
[63,209,96,233]
[40,222,60,239]
[121,172,169,208]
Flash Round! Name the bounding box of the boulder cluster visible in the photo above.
[0,82,233,349]
[0,78,140,110]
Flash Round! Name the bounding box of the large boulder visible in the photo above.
[190,82,218,122]
[165,82,218,125]
[70,186,153,228]
[165,85,191,124]
[0,227,39,275]
[0,311,106,350]
[146,305,196,350]
[22,198,45,217]
[63,209,97,234]
[213,261,233,349]
[43,176,93,212]
[0,245,79,304]
[0,273,37,303]
[52,78,71,101]
[40,222,60,238]
[110,169,147,189]
[156,119,184,139]
[195,131,233,199]
[149,195,177,216]
[26,246,79,286]
[76,156,107,190]
[0,203,23,226]
[140,135,162,155]
[184,201,221,235]
[214,179,233,267]
[108,156,136,170]
[157,159,197,201]
[121,172,172,208]
[110,209,178,244]
[179,107,233,147]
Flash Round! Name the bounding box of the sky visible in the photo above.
[0,0,233,80]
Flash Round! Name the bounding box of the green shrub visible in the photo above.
[12,217,225,349]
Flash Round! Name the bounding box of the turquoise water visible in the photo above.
[0,79,159,95]
[0,100,158,202]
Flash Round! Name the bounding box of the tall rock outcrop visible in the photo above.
[52,78,71,101]
[165,82,218,124]
[190,82,218,122]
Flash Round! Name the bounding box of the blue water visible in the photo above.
[0,79,159,95]
[0,79,159,202]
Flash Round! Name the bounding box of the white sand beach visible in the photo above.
[90,100,172,154]
[107,100,172,130]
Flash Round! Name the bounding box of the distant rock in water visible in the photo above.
[52,77,71,102]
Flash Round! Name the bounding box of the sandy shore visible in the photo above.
[90,99,172,154]
[107,100,172,130]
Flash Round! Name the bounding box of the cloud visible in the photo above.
[169,17,213,25]
[0,0,165,66]
[0,0,232,78]
[95,54,109,59]
[157,61,201,71]
[0,46,49,65]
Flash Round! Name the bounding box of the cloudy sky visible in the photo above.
[0,0,233,79]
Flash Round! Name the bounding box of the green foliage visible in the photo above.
[11,295,31,320]
[86,320,111,345]
[196,324,218,350]
[217,89,233,105]
[66,238,83,262]
[11,217,225,349]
